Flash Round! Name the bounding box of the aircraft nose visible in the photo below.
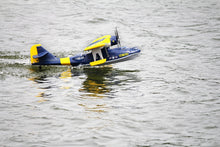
[130,47,141,53]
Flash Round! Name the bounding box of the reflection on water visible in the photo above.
[28,65,140,114]
[79,66,112,99]
[35,92,47,103]
[59,68,72,89]
[59,68,72,79]
[28,65,140,103]
[28,66,66,102]
[78,103,108,113]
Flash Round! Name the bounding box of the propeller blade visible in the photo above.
[115,27,121,48]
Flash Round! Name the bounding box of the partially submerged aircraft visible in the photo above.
[30,29,140,66]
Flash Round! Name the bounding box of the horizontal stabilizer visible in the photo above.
[30,44,58,65]
[33,52,48,59]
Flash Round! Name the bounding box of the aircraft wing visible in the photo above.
[84,35,111,51]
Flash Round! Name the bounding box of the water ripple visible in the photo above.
[1,0,220,146]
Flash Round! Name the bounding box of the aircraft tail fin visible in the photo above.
[30,44,58,65]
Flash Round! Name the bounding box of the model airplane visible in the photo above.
[30,29,140,66]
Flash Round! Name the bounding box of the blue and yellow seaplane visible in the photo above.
[30,30,140,66]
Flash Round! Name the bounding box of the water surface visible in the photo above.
[0,0,220,146]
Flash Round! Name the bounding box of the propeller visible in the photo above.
[115,27,121,48]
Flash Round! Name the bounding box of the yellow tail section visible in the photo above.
[30,44,41,64]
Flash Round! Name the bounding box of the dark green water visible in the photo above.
[0,0,220,146]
